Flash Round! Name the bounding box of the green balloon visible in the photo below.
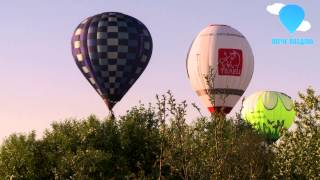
[241,91,295,140]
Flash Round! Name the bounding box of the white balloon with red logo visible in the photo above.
[186,25,254,114]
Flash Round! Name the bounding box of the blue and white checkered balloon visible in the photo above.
[71,12,153,110]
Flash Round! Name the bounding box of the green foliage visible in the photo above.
[118,104,161,178]
[156,92,271,179]
[271,87,320,179]
[42,116,123,179]
[0,88,319,179]
[0,132,40,179]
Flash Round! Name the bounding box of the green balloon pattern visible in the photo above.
[241,91,295,140]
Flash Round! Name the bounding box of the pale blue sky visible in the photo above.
[0,0,319,140]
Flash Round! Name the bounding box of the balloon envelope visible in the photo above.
[71,12,153,110]
[241,91,295,140]
[186,25,254,114]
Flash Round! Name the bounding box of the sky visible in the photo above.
[0,0,319,141]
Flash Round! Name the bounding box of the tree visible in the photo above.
[118,104,161,178]
[41,115,124,179]
[272,87,320,179]
[0,131,41,179]
[0,88,319,179]
[155,91,271,179]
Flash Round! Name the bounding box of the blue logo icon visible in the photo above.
[266,2,314,46]
[279,5,304,34]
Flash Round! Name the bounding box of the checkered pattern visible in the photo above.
[71,12,153,109]
[71,17,103,95]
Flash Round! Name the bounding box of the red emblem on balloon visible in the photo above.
[218,48,243,76]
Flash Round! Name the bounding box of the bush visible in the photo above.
[0,88,319,179]
[271,87,320,179]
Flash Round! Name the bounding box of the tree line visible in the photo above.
[0,88,319,179]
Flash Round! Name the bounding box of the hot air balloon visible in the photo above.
[71,12,152,113]
[241,91,295,140]
[186,25,254,114]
